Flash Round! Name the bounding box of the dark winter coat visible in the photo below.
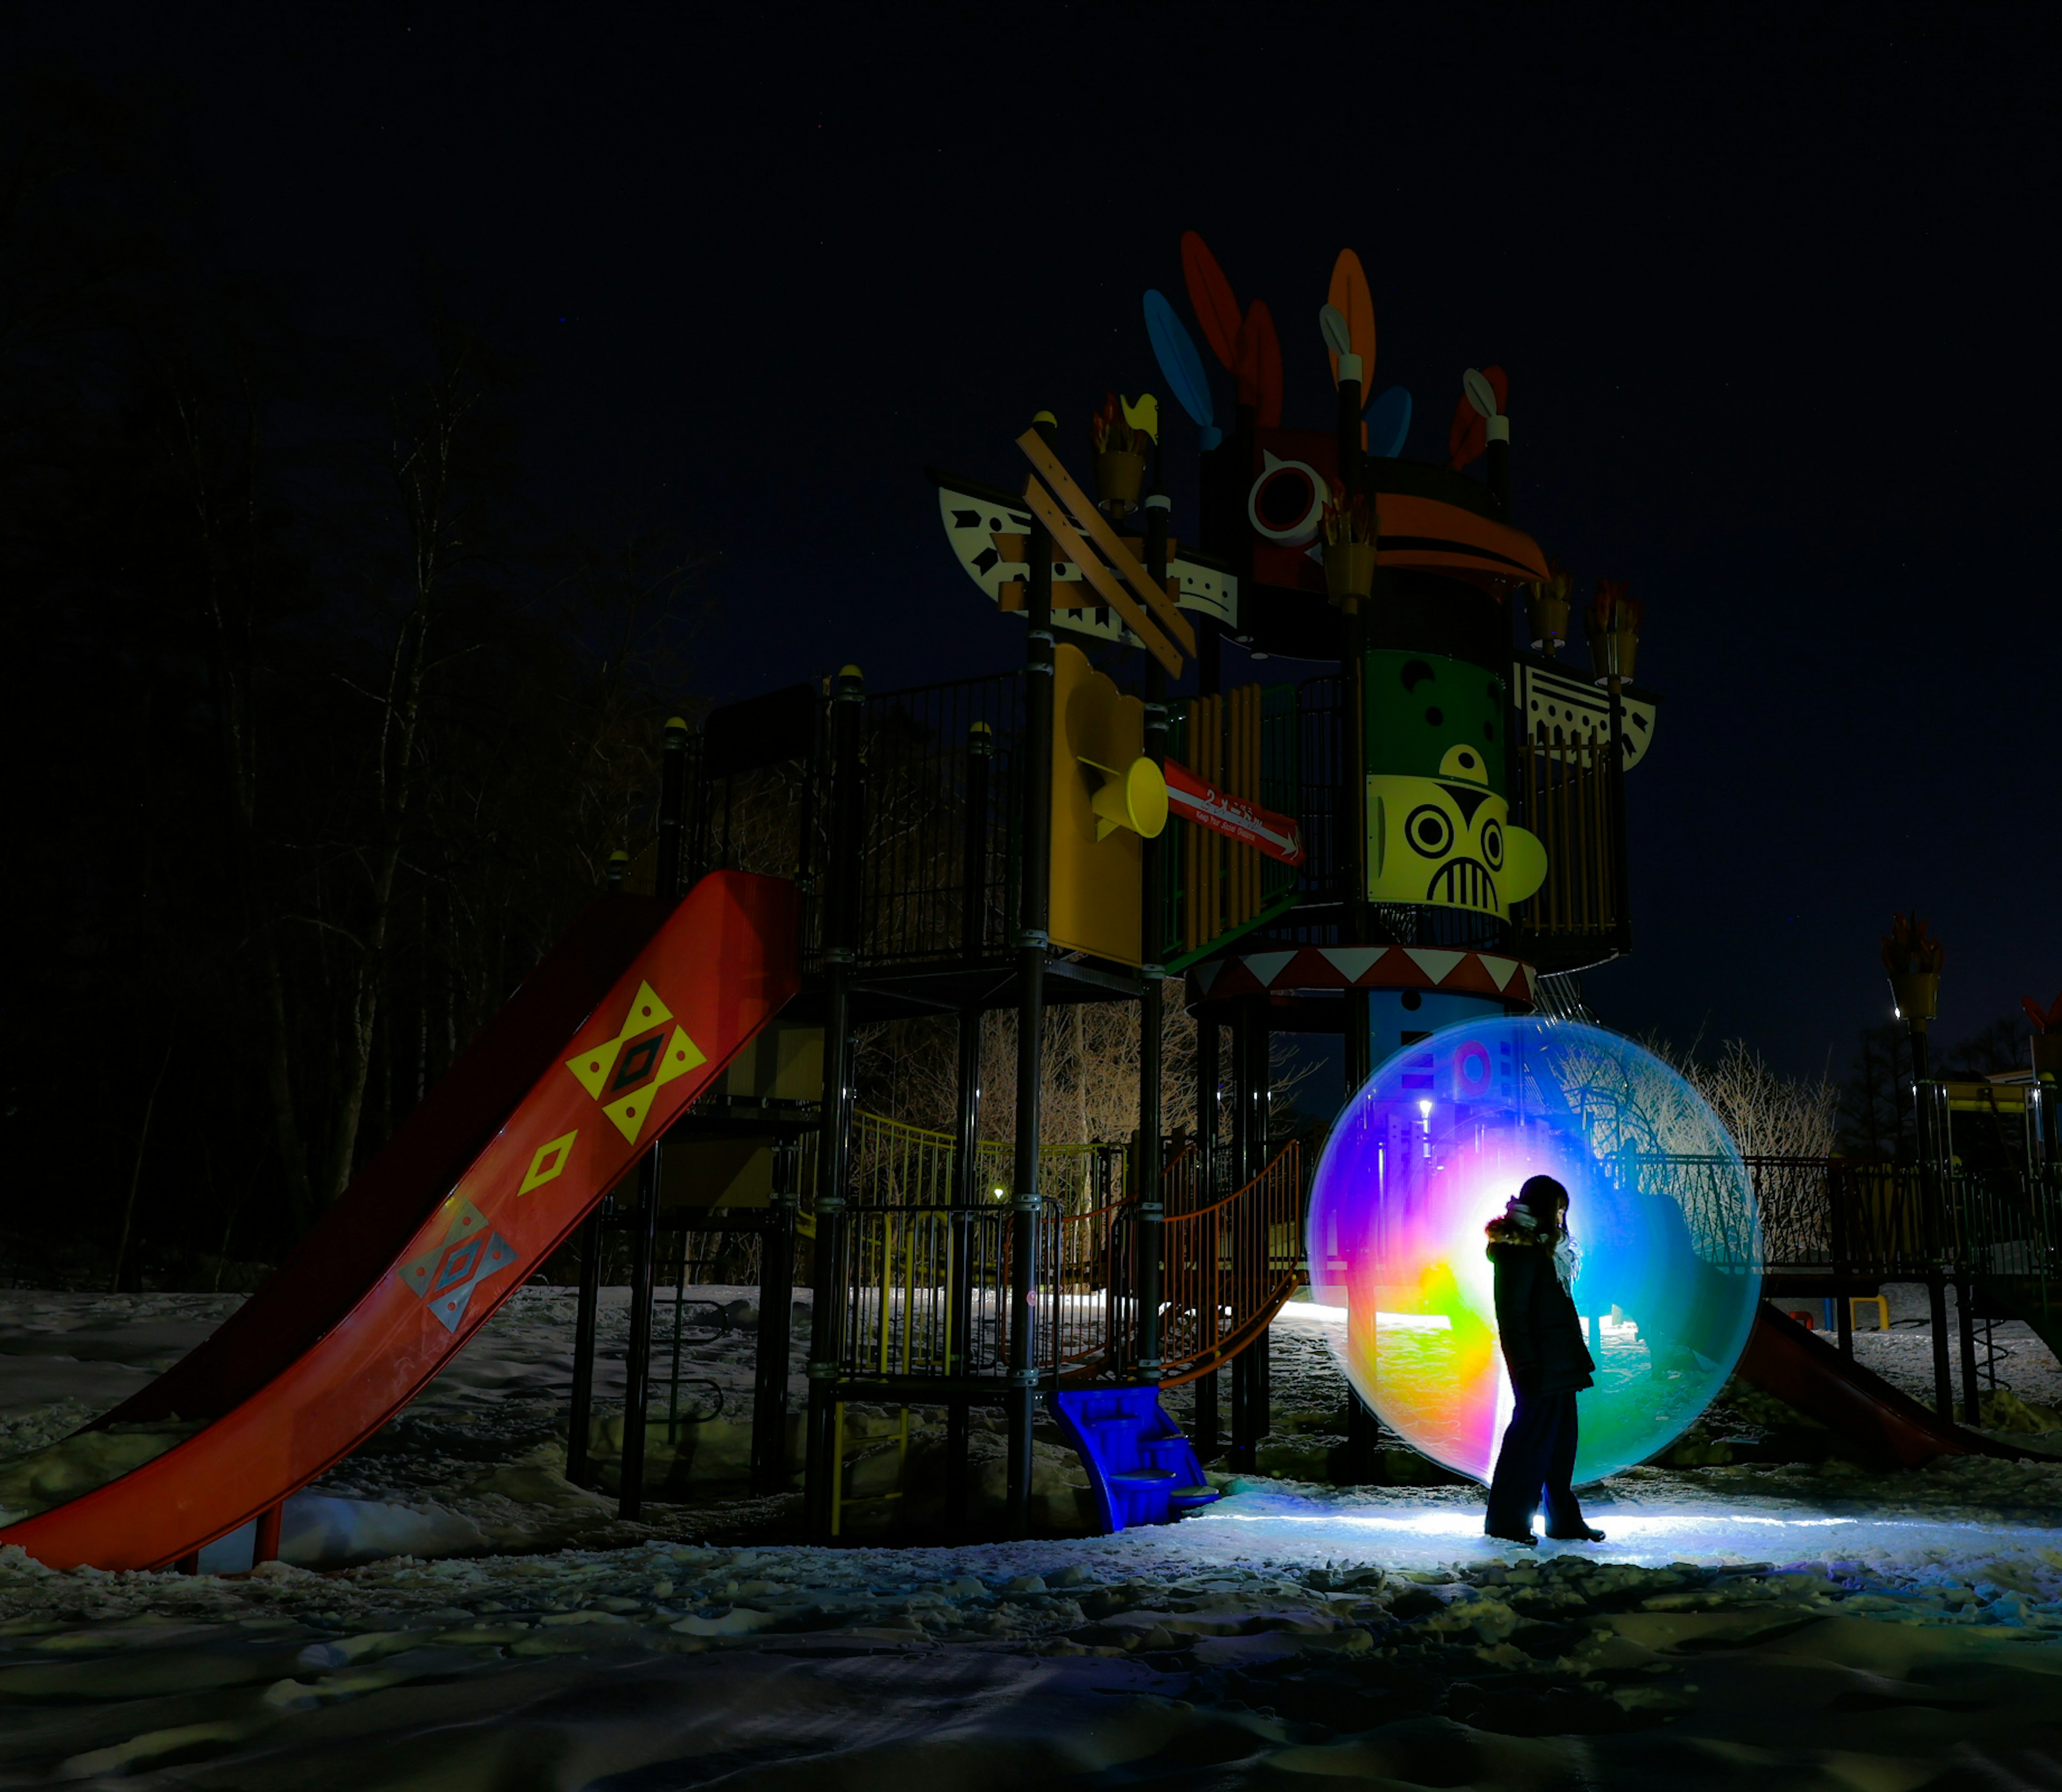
[1486,1217,1595,1396]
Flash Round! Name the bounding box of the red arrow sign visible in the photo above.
[1165,758,1303,866]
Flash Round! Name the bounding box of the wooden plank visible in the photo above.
[1016,431,1197,655]
[999,576,1189,617]
[1018,479,1183,676]
[997,581,1142,615]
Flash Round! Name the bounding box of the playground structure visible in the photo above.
[8,234,2060,1573]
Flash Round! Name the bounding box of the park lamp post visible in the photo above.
[2023,992,2062,1174]
[1882,911,1959,1417]
[1882,910,1944,1106]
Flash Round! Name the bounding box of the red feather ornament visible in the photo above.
[1181,230,1242,373]
[1237,300,1283,426]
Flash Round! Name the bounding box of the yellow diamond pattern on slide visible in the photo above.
[564,981,707,1146]
[517,1129,579,1196]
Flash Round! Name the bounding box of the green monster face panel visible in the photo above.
[1365,650,1507,797]
[1367,745,1547,920]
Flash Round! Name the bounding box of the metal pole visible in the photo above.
[1136,466,1170,1383]
[1957,1275,1981,1424]
[945,1004,982,1529]
[1340,480,1373,1099]
[619,716,690,1520]
[751,1150,797,1494]
[962,721,992,960]
[1928,1270,1954,1420]
[1486,422,1511,517]
[567,1204,604,1485]
[567,850,631,1485]
[1007,413,1058,1537]
[945,721,991,1528]
[1244,1004,1271,1443]
[1335,408,1380,1477]
[803,666,865,1541]
[1192,1015,1221,1460]
[655,715,688,899]
[1905,1024,1956,1420]
[1338,342,1373,1048]
[1607,675,1632,954]
[1830,1159,1855,1361]
[749,713,816,1497]
[1339,598,1374,1469]
[1229,998,1266,1469]
[615,1163,663,1518]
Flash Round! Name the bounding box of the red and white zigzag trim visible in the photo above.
[1188,946,1538,1007]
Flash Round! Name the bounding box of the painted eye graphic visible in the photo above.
[1482,818,1505,870]
[1405,804,1453,857]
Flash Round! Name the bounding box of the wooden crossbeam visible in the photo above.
[998,576,1182,615]
[1015,430,1198,657]
[1019,478,1182,676]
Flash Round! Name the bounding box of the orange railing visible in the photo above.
[1052,1140,1303,1386]
[1158,1140,1304,1385]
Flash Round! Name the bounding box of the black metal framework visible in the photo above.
[852,673,1024,968]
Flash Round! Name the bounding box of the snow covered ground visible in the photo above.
[6,1286,2062,1786]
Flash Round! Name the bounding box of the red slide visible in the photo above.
[1735,1304,2017,1468]
[2,872,800,1572]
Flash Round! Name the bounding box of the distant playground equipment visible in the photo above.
[11,237,2059,1572]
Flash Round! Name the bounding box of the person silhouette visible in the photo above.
[1483,1174,1607,1546]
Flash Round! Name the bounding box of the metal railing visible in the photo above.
[798,1109,1125,1220]
[1732,1155,2062,1297]
[1293,676,1348,908]
[854,673,1022,966]
[838,1202,1059,1383]
[683,672,1026,974]
[1047,1140,1305,1387]
[829,1137,1307,1390]
[1157,1140,1305,1385]
[1739,1156,1840,1266]
[1514,727,1620,943]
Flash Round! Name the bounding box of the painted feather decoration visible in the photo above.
[1366,384,1412,458]
[1326,248,1377,389]
[1237,300,1283,426]
[1143,289,1220,448]
[1447,364,1509,469]
[1180,230,1243,372]
[2022,992,2062,1033]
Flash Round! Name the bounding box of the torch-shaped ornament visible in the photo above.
[1526,563,1574,656]
[1091,392,1155,519]
[1587,579,1641,685]
[1883,911,1944,1031]
[1321,479,1377,612]
[2023,992,2062,1076]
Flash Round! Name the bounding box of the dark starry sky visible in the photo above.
[21,2,2062,1080]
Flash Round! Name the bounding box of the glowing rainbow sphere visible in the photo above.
[1306,1017,1762,1484]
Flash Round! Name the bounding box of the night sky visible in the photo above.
[23,4,2061,1082]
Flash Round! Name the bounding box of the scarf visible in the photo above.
[1499,1196,1580,1293]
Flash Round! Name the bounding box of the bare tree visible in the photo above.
[1645,1034,1840,1160]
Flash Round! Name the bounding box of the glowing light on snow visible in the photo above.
[1305,1017,1762,1485]
[1206,1509,1853,1534]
